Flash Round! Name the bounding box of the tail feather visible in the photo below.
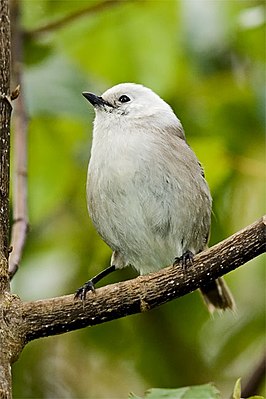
[200,277,235,313]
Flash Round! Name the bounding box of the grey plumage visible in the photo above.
[79,83,234,311]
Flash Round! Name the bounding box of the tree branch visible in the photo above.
[9,0,29,278]
[21,217,265,343]
[25,0,135,39]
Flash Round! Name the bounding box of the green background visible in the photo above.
[11,1,265,398]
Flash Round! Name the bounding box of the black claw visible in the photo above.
[74,265,117,301]
[174,250,194,271]
[74,280,95,301]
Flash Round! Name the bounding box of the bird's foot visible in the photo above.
[174,250,194,271]
[74,280,95,301]
[74,265,117,301]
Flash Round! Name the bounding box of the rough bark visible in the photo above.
[0,0,11,262]
[0,0,12,397]
[0,216,264,390]
[0,217,262,385]
[21,217,265,342]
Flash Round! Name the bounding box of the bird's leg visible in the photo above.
[74,264,116,300]
[174,250,194,271]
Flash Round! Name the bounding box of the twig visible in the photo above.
[8,90,29,278]
[21,217,265,342]
[8,0,29,278]
[25,0,134,38]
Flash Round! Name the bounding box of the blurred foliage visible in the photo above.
[129,383,220,399]
[129,380,264,398]
[10,0,265,398]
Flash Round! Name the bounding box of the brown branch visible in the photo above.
[25,0,135,38]
[21,217,265,343]
[8,0,29,278]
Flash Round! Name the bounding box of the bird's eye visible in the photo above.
[118,95,131,103]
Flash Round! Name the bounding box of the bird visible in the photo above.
[75,82,234,312]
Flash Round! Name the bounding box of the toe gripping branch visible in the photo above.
[174,250,194,270]
[75,251,194,301]
[74,265,116,301]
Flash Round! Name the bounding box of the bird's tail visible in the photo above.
[200,277,235,312]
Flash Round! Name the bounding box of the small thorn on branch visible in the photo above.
[11,84,20,100]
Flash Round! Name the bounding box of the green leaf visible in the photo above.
[129,393,143,399]
[232,378,241,399]
[247,396,265,399]
[231,379,264,399]
[129,384,220,399]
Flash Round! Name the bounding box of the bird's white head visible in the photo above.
[82,83,184,139]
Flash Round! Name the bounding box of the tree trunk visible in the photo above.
[0,0,12,397]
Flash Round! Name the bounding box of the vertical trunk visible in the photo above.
[0,0,12,397]
[0,356,12,399]
[0,0,11,261]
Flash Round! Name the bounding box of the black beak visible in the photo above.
[82,92,112,108]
